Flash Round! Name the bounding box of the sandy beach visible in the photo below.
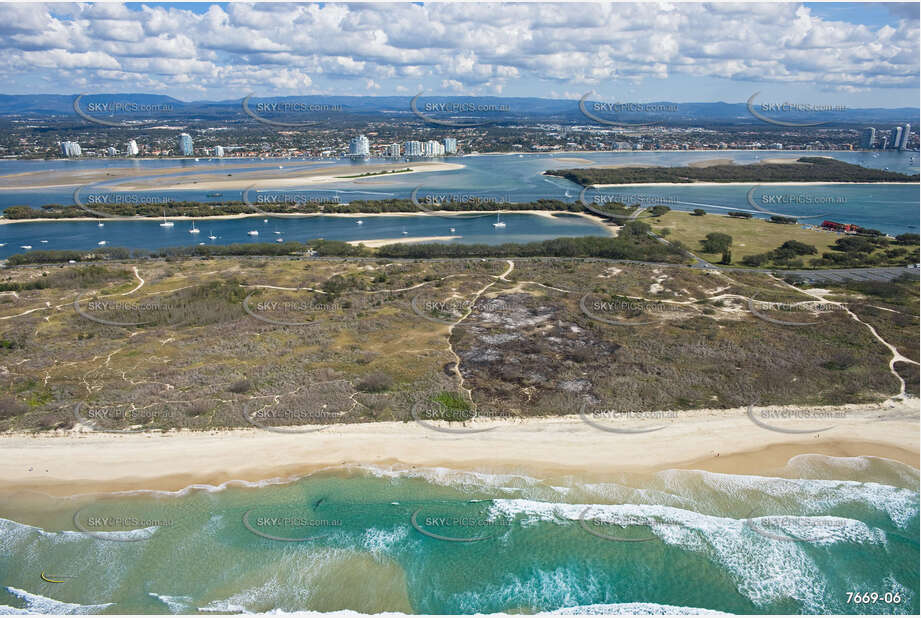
[0,161,465,191]
[347,235,462,247]
[0,401,915,497]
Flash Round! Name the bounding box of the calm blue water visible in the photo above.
[1,151,917,258]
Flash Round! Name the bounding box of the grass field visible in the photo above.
[650,211,915,267]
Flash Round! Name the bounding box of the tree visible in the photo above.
[895,233,920,246]
[650,205,671,216]
[719,249,732,265]
[700,232,732,253]
[692,208,706,216]
[777,240,817,256]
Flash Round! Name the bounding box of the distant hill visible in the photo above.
[0,93,916,126]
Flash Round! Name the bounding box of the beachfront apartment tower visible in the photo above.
[178,133,194,156]
[862,128,876,149]
[60,141,81,157]
[349,135,370,159]
[891,127,903,150]
[423,140,445,157]
[214,145,225,157]
[900,124,911,151]
[404,140,423,156]
[386,143,401,158]
[126,139,139,156]
[106,146,117,157]
[444,137,457,154]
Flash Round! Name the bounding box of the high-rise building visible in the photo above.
[404,140,423,156]
[178,133,194,157]
[891,127,903,150]
[862,128,876,149]
[348,135,370,159]
[126,140,139,156]
[423,140,445,157]
[106,146,117,157]
[900,124,911,151]
[214,145,225,157]
[443,138,457,154]
[880,136,890,150]
[386,143,401,158]
[60,141,81,157]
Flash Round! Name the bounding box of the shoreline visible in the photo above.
[347,235,462,247]
[583,180,919,188]
[0,401,916,497]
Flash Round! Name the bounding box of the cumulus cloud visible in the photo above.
[0,2,914,99]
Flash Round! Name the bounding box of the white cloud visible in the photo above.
[0,2,915,99]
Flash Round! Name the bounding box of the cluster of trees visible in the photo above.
[741,240,818,267]
[545,157,920,186]
[740,234,920,269]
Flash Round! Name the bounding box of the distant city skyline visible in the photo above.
[0,2,917,108]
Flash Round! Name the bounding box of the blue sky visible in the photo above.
[1,2,918,107]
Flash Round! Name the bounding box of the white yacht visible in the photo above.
[98,222,104,227]
[97,240,107,246]
[492,213,506,228]
[248,230,259,236]
[20,245,31,249]
[189,220,200,234]
[159,210,174,227]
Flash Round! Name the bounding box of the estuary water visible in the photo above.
[0,151,918,259]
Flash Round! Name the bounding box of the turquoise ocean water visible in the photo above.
[1,457,918,615]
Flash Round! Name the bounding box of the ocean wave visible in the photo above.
[551,602,731,615]
[2,587,113,615]
[148,592,193,614]
[485,499,890,612]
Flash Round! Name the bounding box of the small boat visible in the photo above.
[189,220,200,234]
[98,222,104,227]
[208,231,217,240]
[492,213,506,228]
[402,228,408,235]
[40,240,48,244]
[450,227,456,233]
[206,192,223,198]
[356,220,363,225]
[97,240,107,246]
[0,243,5,247]
[198,242,205,246]
[20,245,31,249]
[159,210,174,227]
[276,237,284,243]
[248,230,259,236]
[263,219,268,223]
